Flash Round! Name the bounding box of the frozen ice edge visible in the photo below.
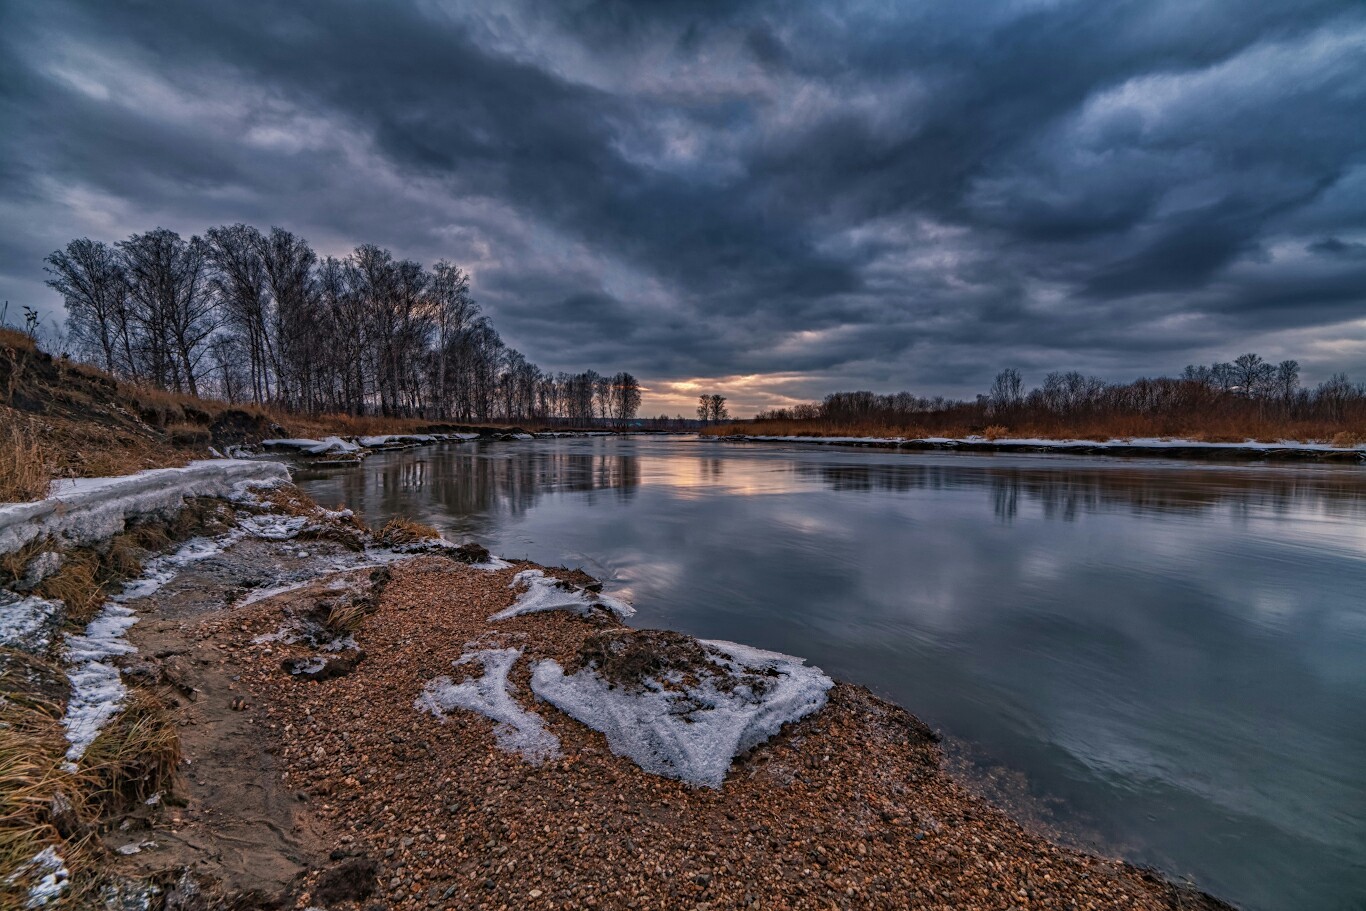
[490,569,634,621]
[416,647,561,763]
[530,639,833,789]
[0,459,292,556]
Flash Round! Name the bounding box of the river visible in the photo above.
[295,435,1366,911]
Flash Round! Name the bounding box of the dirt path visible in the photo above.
[101,537,366,906]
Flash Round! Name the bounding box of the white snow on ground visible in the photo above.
[416,647,560,763]
[62,603,138,763]
[261,436,360,455]
[60,534,237,762]
[489,569,634,621]
[0,459,291,556]
[5,846,70,907]
[0,593,62,653]
[530,639,832,788]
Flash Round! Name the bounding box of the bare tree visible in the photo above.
[205,224,273,403]
[988,369,1023,414]
[117,229,216,395]
[44,239,133,376]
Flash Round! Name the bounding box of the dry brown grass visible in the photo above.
[0,413,53,502]
[325,598,370,635]
[0,538,46,588]
[0,326,37,353]
[34,550,103,626]
[375,516,441,548]
[80,689,181,811]
[981,424,1010,441]
[0,653,96,907]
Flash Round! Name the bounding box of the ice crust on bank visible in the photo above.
[5,845,70,907]
[0,594,63,653]
[261,436,360,455]
[416,647,560,763]
[489,569,634,621]
[61,534,236,762]
[0,459,291,556]
[530,639,832,788]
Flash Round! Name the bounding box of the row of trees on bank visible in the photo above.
[44,226,641,424]
[756,354,1366,436]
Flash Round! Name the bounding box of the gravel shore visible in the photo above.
[139,549,1231,911]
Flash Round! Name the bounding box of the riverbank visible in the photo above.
[0,464,1235,909]
[0,328,627,502]
[703,432,1366,462]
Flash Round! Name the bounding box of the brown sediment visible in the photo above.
[110,544,1233,911]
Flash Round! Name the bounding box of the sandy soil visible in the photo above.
[100,533,1232,911]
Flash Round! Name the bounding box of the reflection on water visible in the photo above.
[296,437,1366,911]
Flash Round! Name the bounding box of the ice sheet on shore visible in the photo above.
[530,639,832,788]
[0,459,290,556]
[416,647,560,763]
[261,436,360,455]
[489,569,634,621]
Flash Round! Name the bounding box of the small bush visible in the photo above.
[1330,430,1363,448]
[981,425,1010,441]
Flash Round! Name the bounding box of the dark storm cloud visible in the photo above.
[2,0,1364,410]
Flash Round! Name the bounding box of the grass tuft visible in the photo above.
[0,659,96,908]
[80,689,181,811]
[0,414,53,503]
[34,550,103,627]
[375,517,441,548]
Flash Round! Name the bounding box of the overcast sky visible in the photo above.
[2,1,1364,415]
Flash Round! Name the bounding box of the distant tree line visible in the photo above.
[755,354,1366,437]
[44,226,641,424]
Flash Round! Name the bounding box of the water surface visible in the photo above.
[296,436,1366,911]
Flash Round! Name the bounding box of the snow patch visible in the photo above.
[416,647,560,763]
[5,846,70,907]
[530,639,832,788]
[0,594,62,653]
[0,459,290,556]
[489,569,634,621]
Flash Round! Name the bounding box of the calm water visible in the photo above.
[295,436,1366,911]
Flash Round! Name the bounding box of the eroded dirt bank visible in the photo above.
[98,528,1231,911]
